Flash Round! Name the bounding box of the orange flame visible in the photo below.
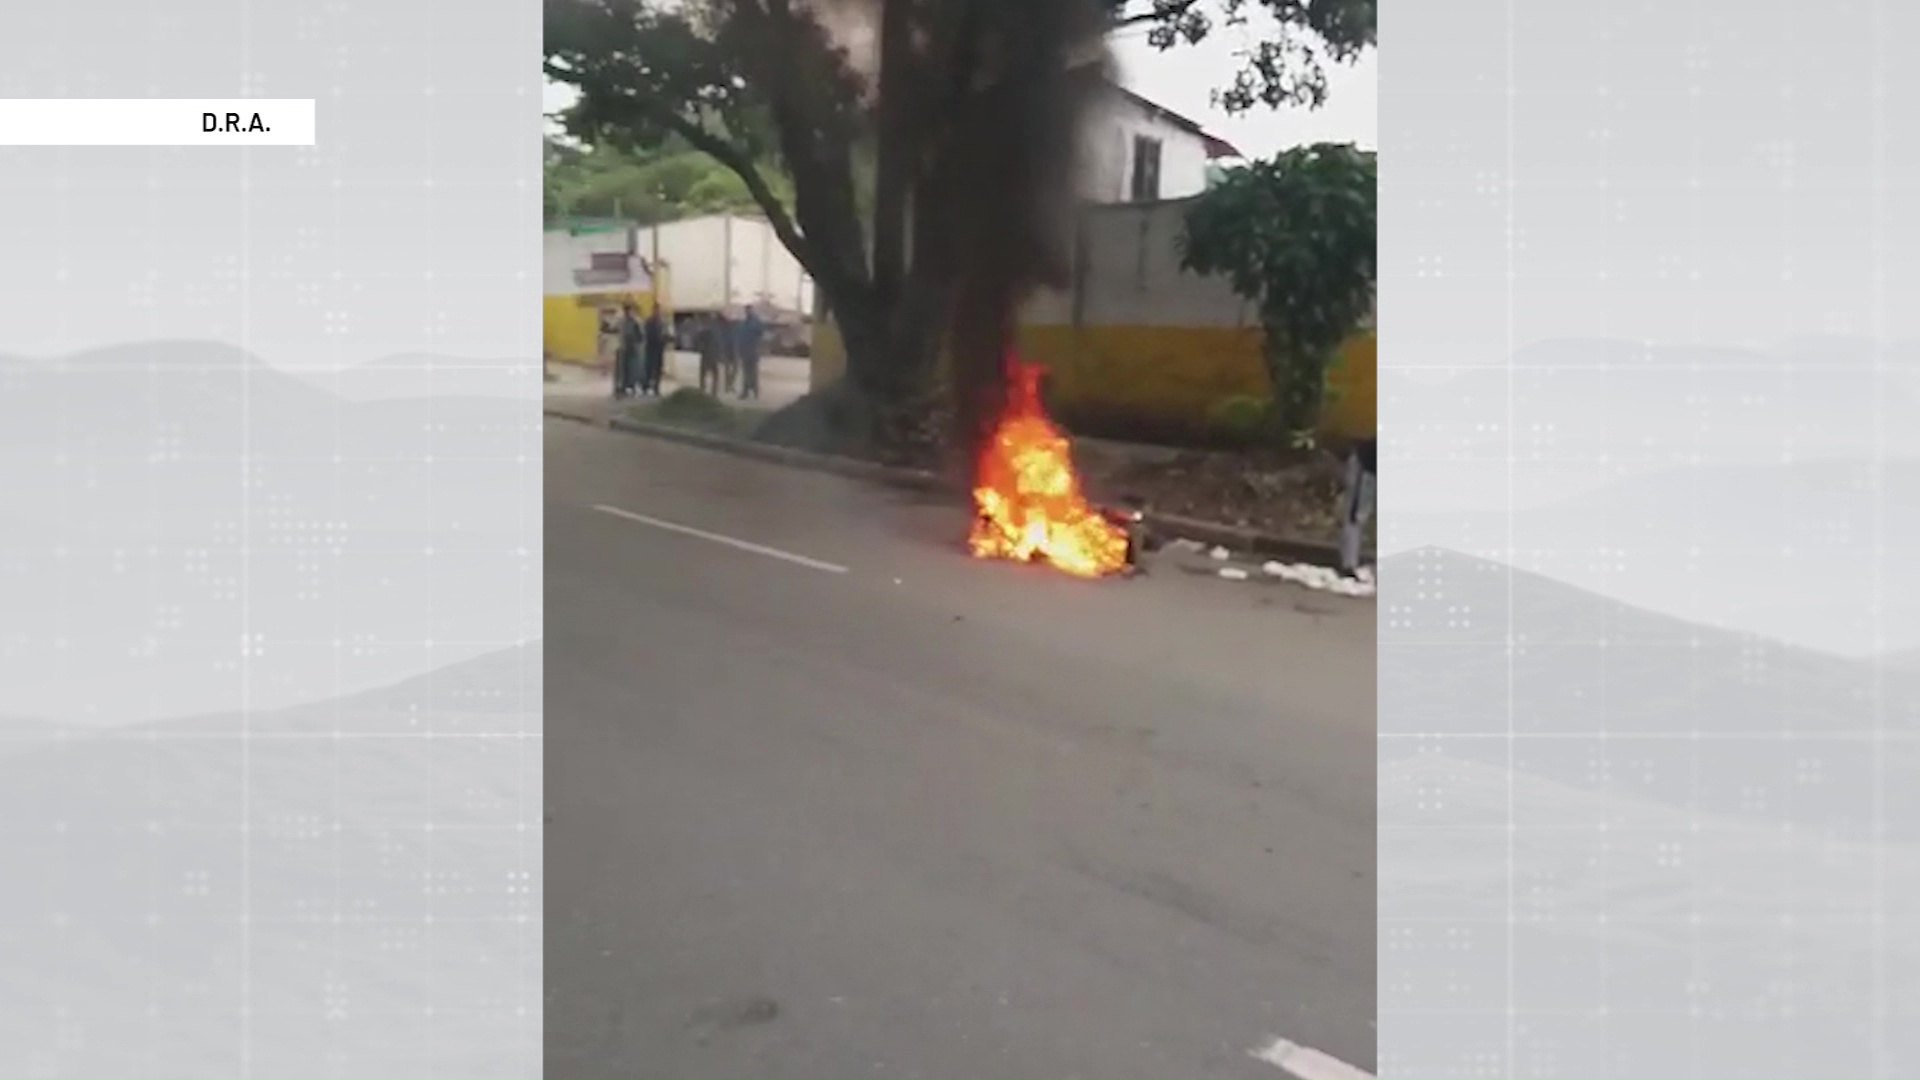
[967,355,1129,578]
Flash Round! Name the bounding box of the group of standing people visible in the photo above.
[602,303,767,402]
[605,302,669,399]
[693,308,765,401]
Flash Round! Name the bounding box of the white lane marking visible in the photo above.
[1250,1037,1373,1079]
[591,504,850,575]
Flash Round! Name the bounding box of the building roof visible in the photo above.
[1106,82,1244,160]
[1200,133,1242,160]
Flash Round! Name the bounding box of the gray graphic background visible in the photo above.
[1385,1,1920,1076]
[0,0,541,1077]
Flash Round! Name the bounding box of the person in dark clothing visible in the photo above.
[613,302,644,398]
[1337,436,1377,577]
[696,315,724,395]
[713,312,738,395]
[640,308,668,396]
[735,307,765,400]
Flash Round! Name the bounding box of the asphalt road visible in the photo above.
[544,419,1377,1079]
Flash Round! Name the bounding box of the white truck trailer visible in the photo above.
[641,214,815,354]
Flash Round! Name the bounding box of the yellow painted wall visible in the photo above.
[1325,331,1376,438]
[808,318,848,385]
[807,317,1377,442]
[542,282,670,366]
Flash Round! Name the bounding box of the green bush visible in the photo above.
[627,387,760,436]
[654,387,735,426]
[1205,394,1272,445]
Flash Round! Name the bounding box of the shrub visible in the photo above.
[1180,144,1377,439]
[1205,394,1272,446]
[654,387,729,420]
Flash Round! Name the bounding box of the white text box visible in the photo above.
[0,99,316,146]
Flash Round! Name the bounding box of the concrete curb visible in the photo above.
[542,404,615,428]
[1143,513,1349,569]
[545,404,1353,570]
[609,414,955,495]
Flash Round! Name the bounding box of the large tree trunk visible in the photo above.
[754,291,946,469]
[869,0,915,309]
[835,297,895,400]
[849,274,948,431]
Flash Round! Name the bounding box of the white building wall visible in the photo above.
[542,228,648,295]
[542,230,596,295]
[1078,199,1249,326]
[1076,90,1213,204]
[1018,197,1255,328]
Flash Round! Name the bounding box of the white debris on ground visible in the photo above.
[1158,535,1375,597]
[1262,560,1376,597]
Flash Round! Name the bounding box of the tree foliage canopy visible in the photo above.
[543,134,796,225]
[545,0,870,289]
[1179,142,1376,437]
[1109,0,1375,113]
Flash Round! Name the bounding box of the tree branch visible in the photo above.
[733,0,875,304]
[1112,0,1204,29]
[548,0,880,331]
[869,0,916,307]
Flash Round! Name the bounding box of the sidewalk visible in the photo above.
[544,363,621,425]
[546,353,811,418]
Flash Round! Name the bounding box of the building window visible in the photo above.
[1129,135,1163,202]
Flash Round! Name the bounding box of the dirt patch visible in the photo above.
[752,384,952,473]
[1072,441,1361,549]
